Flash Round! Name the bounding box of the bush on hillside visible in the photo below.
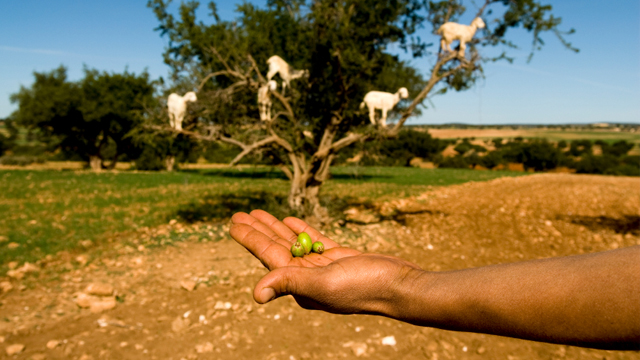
[134,145,166,171]
[0,155,46,166]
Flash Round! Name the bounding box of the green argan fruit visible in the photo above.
[312,241,325,254]
[291,242,305,257]
[297,232,313,254]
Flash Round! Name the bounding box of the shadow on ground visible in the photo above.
[174,191,357,223]
[559,215,640,235]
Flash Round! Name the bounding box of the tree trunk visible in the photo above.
[165,156,176,172]
[287,154,333,221]
[89,156,102,172]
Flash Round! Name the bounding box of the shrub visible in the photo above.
[0,155,46,166]
[438,155,469,169]
[601,140,634,157]
[479,151,504,169]
[134,146,166,171]
[568,139,592,156]
[575,154,619,174]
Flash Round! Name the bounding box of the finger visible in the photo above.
[229,223,291,270]
[253,266,323,304]
[282,217,341,249]
[250,209,298,244]
[231,211,292,248]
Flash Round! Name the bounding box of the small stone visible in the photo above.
[7,261,18,269]
[195,342,214,353]
[381,336,396,346]
[31,353,47,360]
[0,235,7,243]
[181,280,197,292]
[78,354,93,360]
[426,341,438,352]
[171,316,190,333]
[477,346,486,354]
[79,240,93,248]
[6,344,25,356]
[86,283,114,296]
[89,297,117,313]
[0,281,13,293]
[7,242,19,249]
[135,344,144,350]
[46,340,60,349]
[76,255,89,266]
[6,270,24,280]
[120,342,128,347]
[0,336,4,343]
[343,342,367,357]
[75,293,96,308]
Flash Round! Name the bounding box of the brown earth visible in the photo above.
[1,174,640,360]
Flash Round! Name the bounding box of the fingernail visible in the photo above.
[260,288,276,303]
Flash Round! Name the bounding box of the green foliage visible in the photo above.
[568,139,592,156]
[454,139,486,154]
[10,66,157,168]
[0,155,45,166]
[438,155,470,169]
[575,154,639,176]
[598,140,634,157]
[336,129,448,166]
[134,145,167,171]
[478,151,504,169]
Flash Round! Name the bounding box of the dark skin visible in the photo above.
[230,210,640,351]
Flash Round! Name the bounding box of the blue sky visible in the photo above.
[1,0,638,125]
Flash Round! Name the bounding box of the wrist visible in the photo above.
[385,267,441,323]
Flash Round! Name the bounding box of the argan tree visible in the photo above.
[148,0,576,218]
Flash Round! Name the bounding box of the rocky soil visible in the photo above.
[1,173,639,360]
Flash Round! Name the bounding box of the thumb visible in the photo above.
[253,266,320,304]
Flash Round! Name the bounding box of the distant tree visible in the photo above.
[147,0,577,218]
[479,150,504,169]
[568,139,592,157]
[0,118,17,156]
[10,66,156,170]
[600,140,634,157]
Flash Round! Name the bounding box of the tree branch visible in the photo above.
[475,0,492,18]
[229,135,280,166]
[388,51,459,134]
[197,71,227,92]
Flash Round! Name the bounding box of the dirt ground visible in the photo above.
[1,174,639,360]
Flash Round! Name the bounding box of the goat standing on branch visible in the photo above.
[258,80,278,121]
[266,55,309,96]
[360,88,409,127]
[437,17,485,57]
[167,92,197,131]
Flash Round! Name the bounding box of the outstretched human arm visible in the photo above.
[229,210,640,350]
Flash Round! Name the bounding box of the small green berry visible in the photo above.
[297,232,313,255]
[291,242,305,257]
[312,241,324,254]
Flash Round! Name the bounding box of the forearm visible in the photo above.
[390,246,640,350]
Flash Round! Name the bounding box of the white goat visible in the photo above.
[257,80,278,121]
[437,17,485,57]
[359,87,409,127]
[266,55,308,95]
[167,92,197,131]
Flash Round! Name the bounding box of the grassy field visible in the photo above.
[0,166,526,266]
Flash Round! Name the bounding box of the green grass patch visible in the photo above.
[0,166,526,266]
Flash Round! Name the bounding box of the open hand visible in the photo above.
[230,210,423,315]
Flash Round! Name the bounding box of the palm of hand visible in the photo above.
[230,210,421,314]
